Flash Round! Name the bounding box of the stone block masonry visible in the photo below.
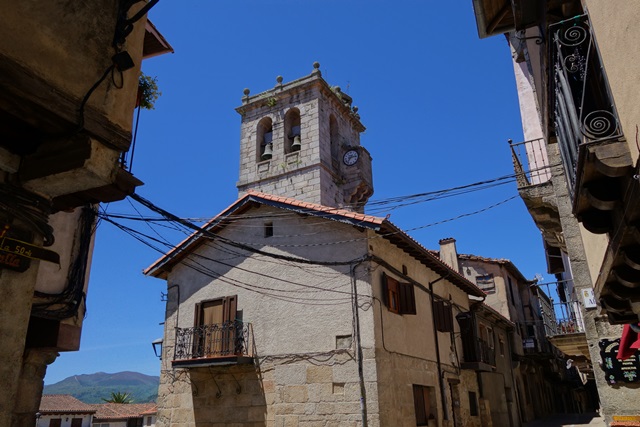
[157,351,381,427]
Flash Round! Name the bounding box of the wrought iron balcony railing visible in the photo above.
[173,320,254,362]
[535,281,586,336]
[509,138,552,188]
[550,14,624,197]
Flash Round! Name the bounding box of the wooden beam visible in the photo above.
[487,2,511,35]
[0,52,131,152]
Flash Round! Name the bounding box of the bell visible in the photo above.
[261,143,273,160]
[291,135,301,151]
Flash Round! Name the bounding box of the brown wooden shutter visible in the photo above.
[399,282,416,315]
[381,272,389,307]
[434,300,453,332]
[224,295,237,323]
[413,385,428,426]
[386,275,400,313]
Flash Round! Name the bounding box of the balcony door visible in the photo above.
[194,296,237,358]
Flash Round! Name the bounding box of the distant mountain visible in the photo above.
[44,371,159,404]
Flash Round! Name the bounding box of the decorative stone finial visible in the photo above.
[243,88,250,96]
[312,61,321,75]
[276,75,283,84]
[353,106,358,113]
[334,86,341,93]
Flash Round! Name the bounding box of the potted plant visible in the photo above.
[137,72,161,109]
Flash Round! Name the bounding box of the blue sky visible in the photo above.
[44,1,545,384]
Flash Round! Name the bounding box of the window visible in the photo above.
[127,418,143,427]
[193,296,238,357]
[264,222,273,237]
[476,274,495,293]
[433,300,453,332]
[507,277,516,306]
[499,338,505,356]
[146,417,152,426]
[382,273,416,315]
[479,323,494,349]
[49,420,61,427]
[468,391,479,416]
[413,385,436,425]
[71,419,82,427]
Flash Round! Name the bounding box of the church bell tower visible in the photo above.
[235,62,373,212]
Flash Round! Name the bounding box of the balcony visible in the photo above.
[550,14,632,233]
[460,337,496,372]
[509,138,564,250]
[535,282,591,365]
[172,321,254,368]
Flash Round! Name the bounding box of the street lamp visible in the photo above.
[152,338,163,360]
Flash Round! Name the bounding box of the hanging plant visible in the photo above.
[137,73,161,110]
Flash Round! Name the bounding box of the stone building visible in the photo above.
[470,0,640,424]
[144,67,511,427]
[438,238,596,422]
[0,2,171,425]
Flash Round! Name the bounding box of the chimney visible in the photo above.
[438,237,460,273]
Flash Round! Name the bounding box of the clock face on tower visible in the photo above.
[343,149,359,166]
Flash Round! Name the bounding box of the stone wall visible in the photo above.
[236,75,371,209]
[157,351,380,427]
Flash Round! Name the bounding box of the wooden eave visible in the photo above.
[472,0,515,38]
[143,20,174,59]
[379,222,486,298]
[0,52,131,154]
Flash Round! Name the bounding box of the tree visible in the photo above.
[102,391,133,404]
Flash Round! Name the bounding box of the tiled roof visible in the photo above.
[144,190,384,277]
[246,190,385,225]
[92,403,157,420]
[143,191,484,297]
[39,395,95,414]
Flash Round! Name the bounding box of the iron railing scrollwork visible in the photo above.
[173,320,253,361]
[551,14,623,196]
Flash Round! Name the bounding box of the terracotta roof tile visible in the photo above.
[40,395,95,414]
[92,403,157,420]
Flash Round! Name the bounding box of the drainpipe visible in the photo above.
[351,262,368,427]
[429,274,450,421]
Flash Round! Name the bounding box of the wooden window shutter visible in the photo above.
[194,302,202,327]
[381,272,389,307]
[387,275,400,313]
[413,385,428,426]
[399,282,416,315]
[224,295,238,323]
[434,300,453,332]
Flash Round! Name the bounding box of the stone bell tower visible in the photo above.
[235,62,373,212]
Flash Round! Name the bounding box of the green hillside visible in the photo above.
[44,371,159,404]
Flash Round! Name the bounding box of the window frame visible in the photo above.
[413,384,435,426]
[382,273,416,315]
[433,299,454,333]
